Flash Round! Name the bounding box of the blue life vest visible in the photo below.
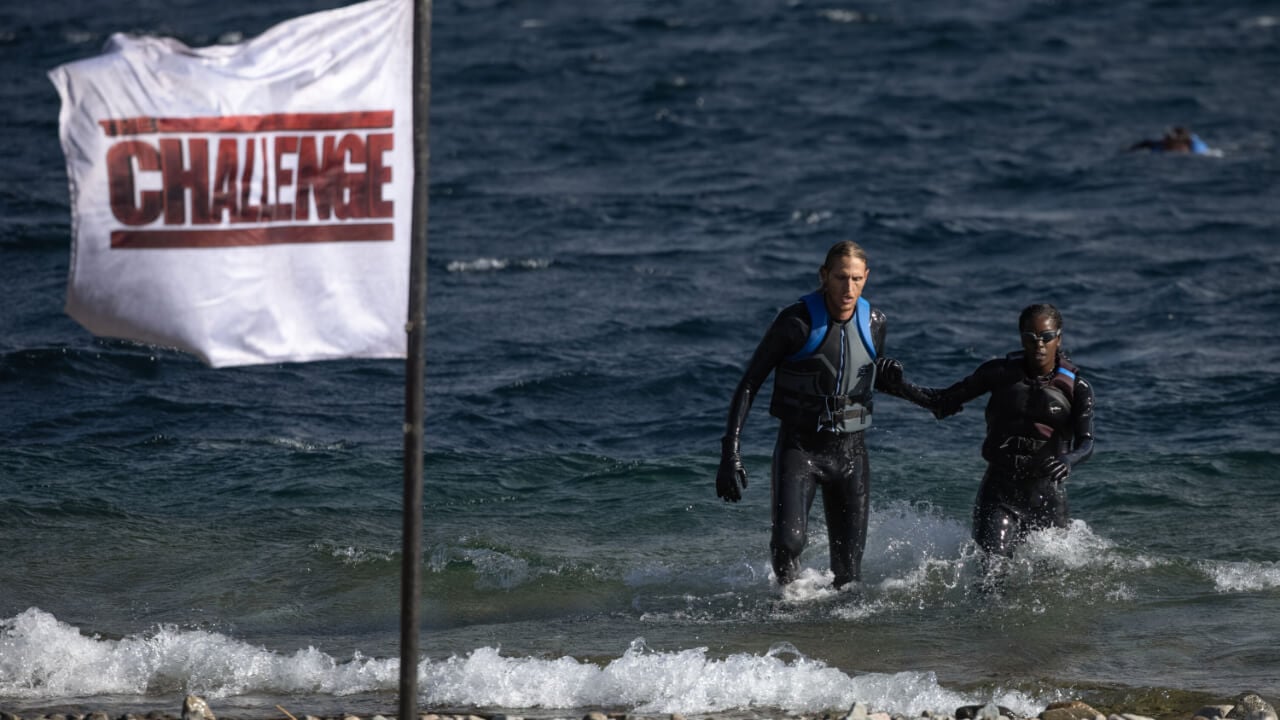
[769,292,877,434]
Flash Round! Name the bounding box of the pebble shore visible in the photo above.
[1,693,1275,720]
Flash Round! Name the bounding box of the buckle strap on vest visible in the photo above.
[819,395,873,430]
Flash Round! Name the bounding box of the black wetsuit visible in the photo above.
[720,299,890,588]
[892,352,1095,557]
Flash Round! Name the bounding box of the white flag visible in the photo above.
[49,0,414,368]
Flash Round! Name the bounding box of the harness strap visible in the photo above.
[785,292,874,362]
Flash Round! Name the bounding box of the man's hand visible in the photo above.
[875,357,904,394]
[716,436,748,502]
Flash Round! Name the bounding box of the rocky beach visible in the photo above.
[4,692,1278,720]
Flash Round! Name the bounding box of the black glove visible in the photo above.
[874,357,905,394]
[1038,456,1071,484]
[716,435,748,502]
[877,357,962,418]
[927,389,964,420]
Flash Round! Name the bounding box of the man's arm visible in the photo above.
[717,306,807,502]
[723,309,806,439]
[877,357,1000,419]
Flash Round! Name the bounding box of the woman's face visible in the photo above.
[1020,313,1062,375]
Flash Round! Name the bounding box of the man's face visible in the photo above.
[819,256,869,322]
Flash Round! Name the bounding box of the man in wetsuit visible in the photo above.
[1128,126,1210,154]
[877,303,1095,558]
[716,240,899,589]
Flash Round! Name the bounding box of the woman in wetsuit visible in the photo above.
[879,304,1095,558]
[716,240,900,589]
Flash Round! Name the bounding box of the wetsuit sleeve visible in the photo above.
[905,359,1005,419]
[876,353,1000,419]
[875,360,943,411]
[723,305,809,440]
[870,308,887,357]
[1059,375,1095,468]
[936,360,1004,408]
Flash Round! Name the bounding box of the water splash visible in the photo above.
[0,609,1051,716]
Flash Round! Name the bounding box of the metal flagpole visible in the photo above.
[400,1,432,719]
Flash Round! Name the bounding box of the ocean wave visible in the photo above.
[1202,559,1280,593]
[424,640,1045,716]
[445,258,551,273]
[0,608,393,699]
[0,610,1049,717]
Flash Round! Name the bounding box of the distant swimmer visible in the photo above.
[715,240,902,589]
[1128,126,1211,154]
[877,304,1096,562]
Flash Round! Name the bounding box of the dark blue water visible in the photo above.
[3,0,1280,718]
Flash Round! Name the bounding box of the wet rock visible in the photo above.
[845,703,868,720]
[1041,701,1104,720]
[1228,695,1278,720]
[181,696,215,720]
[957,706,1014,720]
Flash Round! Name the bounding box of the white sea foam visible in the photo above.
[445,258,551,273]
[817,9,876,24]
[423,640,1043,716]
[0,609,1048,716]
[0,608,393,699]
[315,542,394,565]
[1203,559,1280,592]
[863,504,1166,606]
[867,500,972,592]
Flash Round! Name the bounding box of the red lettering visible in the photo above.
[366,133,394,219]
[295,136,343,221]
[210,138,240,222]
[106,141,163,226]
[258,137,272,220]
[334,134,366,220]
[99,114,399,244]
[239,137,260,222]
[273,135,297,220]
[159,138,211,225]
